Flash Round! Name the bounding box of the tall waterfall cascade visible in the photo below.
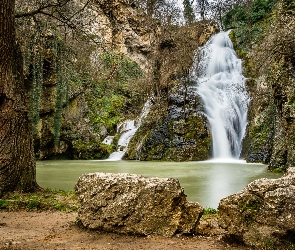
[106,98,153,161]
[191,31,249,160]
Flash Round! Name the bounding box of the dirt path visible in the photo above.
[0,211,251,250]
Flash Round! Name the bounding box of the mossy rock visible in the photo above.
[125,84,211,161]
[71,139,111,159]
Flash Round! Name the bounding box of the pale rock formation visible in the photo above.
[89,0,158,72]
[75,172,204,236]
[218,167,295,248]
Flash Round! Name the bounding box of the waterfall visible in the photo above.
[191,31,249,160]
[106,98,153,161]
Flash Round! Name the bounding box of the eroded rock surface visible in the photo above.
[124,84,211,161]
[218,167,295,248]
[75,172,203,236]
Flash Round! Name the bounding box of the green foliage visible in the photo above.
[262,237,275,249]
[223,0,276,29]
[251,0,276,22]
[238,200,261,226]
[203,207,218,215]
[0,190,78,212]
[273,167,284,173]
[20,13,98,147]
[86,52,144,134]
[27,199,40,209]
[223,6,248,29]
[99,52,143,84]
[72,139,111,159]
[53,37,73,145]
[0,199,9,209]
[29,50,44,135]
[88,94,126,133]
[53,75,65,145]
[183,0,195,24]
[23,21,75,144]
[223,0,276,52]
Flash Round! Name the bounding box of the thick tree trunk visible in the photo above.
[0,0,38,196]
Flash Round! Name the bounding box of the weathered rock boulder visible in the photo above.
[218,167,295,248]
[75,172,204,236]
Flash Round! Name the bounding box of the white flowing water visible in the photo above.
[107,98,153,160]
[191,31,249,160]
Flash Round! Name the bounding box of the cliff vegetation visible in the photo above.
[223,0,295,171]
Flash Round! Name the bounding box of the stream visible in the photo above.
[37,160,282,208]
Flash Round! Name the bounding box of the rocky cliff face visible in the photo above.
[125,84,211,161]
[241,1,295,171]
[33,0,158,159]
[25,0,217,161]
[93,0,159,72]
[123,23,217,161]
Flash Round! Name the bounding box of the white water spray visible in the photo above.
[106,98,153,161]
[191,31,249,160]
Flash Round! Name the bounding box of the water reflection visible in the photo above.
[37,160,282,208]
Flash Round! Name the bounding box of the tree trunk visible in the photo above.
[0,0,38,196]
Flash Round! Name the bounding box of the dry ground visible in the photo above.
[0,211,253,250]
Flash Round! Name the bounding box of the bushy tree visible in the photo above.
[183,0,196,23]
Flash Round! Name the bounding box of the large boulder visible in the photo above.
[218,167,295,248]
[75,172,203,236]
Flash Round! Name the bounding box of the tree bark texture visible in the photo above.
[0,0,38,196]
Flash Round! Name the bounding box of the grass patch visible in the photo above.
[273,167,284,173]
[201,207,219,219]
[0,188,78,212]
[0,199,9,209]
[203,207,218,216]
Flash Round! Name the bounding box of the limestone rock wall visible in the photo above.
[93,0,158,72]
[75,172,204,236]
[32,2,216,161]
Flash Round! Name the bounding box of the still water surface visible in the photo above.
[37,160,282,208]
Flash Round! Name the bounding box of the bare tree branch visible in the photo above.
[15,4,57,18]
[14,0,71,18]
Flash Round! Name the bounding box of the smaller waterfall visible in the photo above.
[106,98,153,161]
[191,31,249,160]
